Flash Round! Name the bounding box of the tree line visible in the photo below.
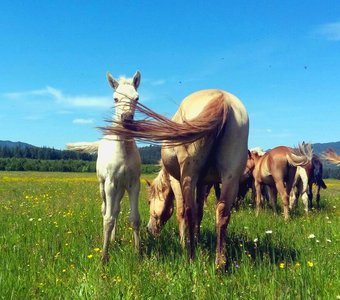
[0,145,338,178]
[0,145,161,173]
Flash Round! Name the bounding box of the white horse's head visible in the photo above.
[107,71,141,123]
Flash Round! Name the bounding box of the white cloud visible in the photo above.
[316,22,340,41]
[3,86,112,108]
[72,118,94,124]
[150,79,165,86]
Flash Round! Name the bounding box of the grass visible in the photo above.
[0,171,339,299]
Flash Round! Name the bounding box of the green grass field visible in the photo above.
[0,171,339,299]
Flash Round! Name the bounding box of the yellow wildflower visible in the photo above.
[279,262,285,269]
[87,254,93,259]
[307,261,314,267]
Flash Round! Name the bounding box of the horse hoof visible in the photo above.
[101,254,109,265]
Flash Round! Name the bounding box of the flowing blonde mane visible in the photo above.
[100,95,229,146]
[149,165,172,200]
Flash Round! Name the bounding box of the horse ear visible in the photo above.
[107,72,119,90]
[133,70,141,90]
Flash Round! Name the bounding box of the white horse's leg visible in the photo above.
[101,179,124,264]
[127,179,141,252]
[299,169,309,213]
[99,180,106,216]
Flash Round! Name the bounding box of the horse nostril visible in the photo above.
[121,112,133,122]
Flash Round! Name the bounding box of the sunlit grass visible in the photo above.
[0,172,339,299]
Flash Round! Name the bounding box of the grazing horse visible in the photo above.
[290,155,327,211]
[103,89,249,269]
[67,71,142,264]
[252,144,313,219]
[322,148,340,166]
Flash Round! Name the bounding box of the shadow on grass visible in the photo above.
[200,228,299,266]
[140,223,300,268]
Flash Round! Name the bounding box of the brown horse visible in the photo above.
[103,89,249,269]
[252,144,313,219]
[322,148,340,166]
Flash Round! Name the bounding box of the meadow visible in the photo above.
[0,171,339,299]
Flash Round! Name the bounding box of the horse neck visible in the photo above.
[108,114,136,149]
[104,133,136,151]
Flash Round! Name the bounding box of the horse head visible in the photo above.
[107,70,141,123]
[146,169,174,236]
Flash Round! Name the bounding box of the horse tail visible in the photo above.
[286,142,313,167]
[66,141,100,154]
[321,148,340,166]
[100,95,229,146]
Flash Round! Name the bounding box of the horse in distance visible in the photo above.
[252,144,313,219]
[102,88,249,270]
[289,154,327,211]
[67,70,142,264]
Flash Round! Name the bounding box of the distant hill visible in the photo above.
[0,140,36,149]
[311,141,340,155]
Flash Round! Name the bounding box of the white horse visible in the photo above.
[67,71,142,264]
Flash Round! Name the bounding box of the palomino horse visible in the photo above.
[145,149,257,249]
[289,155,327,211]
[322,148,340,166]
[252,144,313,219]
[67,71,142,264]
[103,89,249,269]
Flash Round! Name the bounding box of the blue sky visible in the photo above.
[0,1,339,150]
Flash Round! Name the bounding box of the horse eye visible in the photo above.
[135,96,139,101]
[114,97,118,103]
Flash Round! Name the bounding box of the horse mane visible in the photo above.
[100,94,229,146]
[149,165,173,201]
[117,77,134,85]
[250,147,266,156]
[321,148,340,166]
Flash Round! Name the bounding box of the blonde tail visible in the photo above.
[287,142,313,166]
[66,141,100,154]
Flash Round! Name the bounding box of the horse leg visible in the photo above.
[283,167,297,219]
[307,182,313,209]
[214,183,221,200]
[316,184,321,209]
[274,179,289,220]
[127,179,141,252]
[180,173,197,261]
[215,177,238,270]
[254,180,262,217]
[170,176,186,248]
[269,186,278,214]
[101,179,124,264]
[299,172,309,214]
[195,184,207,242]
[289,187,297,211]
